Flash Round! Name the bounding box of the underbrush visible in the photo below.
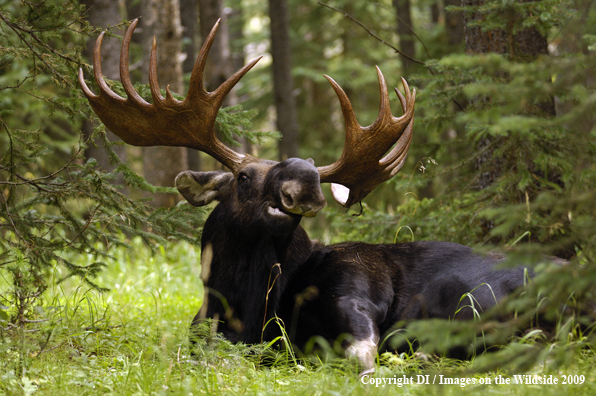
[0,238,594,395]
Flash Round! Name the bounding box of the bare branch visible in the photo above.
[64,204,101,248]
[317,2,426,66]
[368,1,431,58]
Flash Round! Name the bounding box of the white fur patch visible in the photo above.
[346,335,378,375]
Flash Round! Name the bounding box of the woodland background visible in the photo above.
[1,0,596,394]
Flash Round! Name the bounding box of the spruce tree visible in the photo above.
[0,0,274,326]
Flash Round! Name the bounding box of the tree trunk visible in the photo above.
[198,0,227,91]
[444,0,464,48]
[198,0,245,169]
[180,0,198,77]
[81,0,127,172]
[464,0,549,60]
[227,2,253,155]
[464,0,554,191]
[269,0,299,160]
[430,0,440,25]
[141,0,188,207]
[180,0,201,170]
[463,0,553,112]
[393,0,415,74]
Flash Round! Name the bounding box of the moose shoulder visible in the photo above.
[80,19,529,375]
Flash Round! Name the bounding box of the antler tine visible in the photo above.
[186,18,220,102]
[382,115,414,176]
[379,85,416,167]
[211,56,263,109]
[78,67,96,99]
[317,68,416,208]
[323,75,360,146]
[78,31,124,103]
[78,19,262,173]
[397,77,415,119]
[92,32,110,97]
[371,66,392,124]
[120,19,150,106]
[148,36,164,104]
[185,18,262,110]
[394,84,407,113]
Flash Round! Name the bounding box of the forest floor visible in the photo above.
[1,238,594,395]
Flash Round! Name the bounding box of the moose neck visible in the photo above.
[201,204,314,343]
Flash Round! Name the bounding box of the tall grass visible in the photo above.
[0,238,594,395]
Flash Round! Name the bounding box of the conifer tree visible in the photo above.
[0,0,271,325]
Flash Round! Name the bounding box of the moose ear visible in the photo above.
[175,170,234,207]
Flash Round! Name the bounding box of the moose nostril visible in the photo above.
[283,191,294,207]
[281,181,301,209]
[279,180,326,217]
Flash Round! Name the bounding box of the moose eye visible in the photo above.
[238,174,249,182]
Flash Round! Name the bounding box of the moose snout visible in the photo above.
[280,180,326,217]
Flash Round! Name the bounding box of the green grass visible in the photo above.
[1,238,595,395]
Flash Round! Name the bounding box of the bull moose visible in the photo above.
[79,19,530,374]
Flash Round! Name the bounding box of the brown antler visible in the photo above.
[317,68,416,208]
[78,19,261,173]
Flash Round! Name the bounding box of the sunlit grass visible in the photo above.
[1,238,595,395]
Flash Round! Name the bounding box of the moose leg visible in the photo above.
[336,297,382,376]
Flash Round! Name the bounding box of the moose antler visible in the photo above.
[78,18,261,173]
[317,68,416,208]
[80,18,415,209]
